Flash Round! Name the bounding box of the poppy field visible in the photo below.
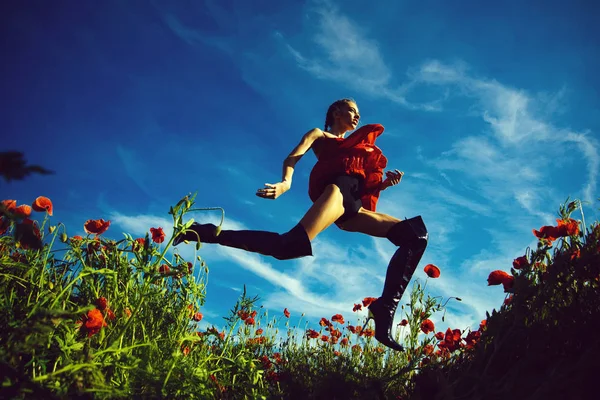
[1,193,598,399]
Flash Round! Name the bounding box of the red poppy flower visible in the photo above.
[247,336,264,345]
[105,308,116,321]
[193,312,203,322]
[353,303,362,312]
[532,225,559,242]
[347,325,357,334]
[363,328,375,337]
[283,308,290,318]
[512,256,529,270]
[132,238,145,251]
[32,196,53,216]
[238,310,250,320]
[255,328,263,335]
[1,199,16,213]
[420,319,435,334]
[84,219,111,235]
[502,275,514,292]
[331,314,345,324]
[487,270,512,286]
[159,264,170,274]
[351,344,362,353]
[465,330,481,349]
[362,297,377,307]
[306,329,319,339]
[15,218,42,249]
[557,218,580,236]
[320,335,329,342]
[330,328,342,338]
[70,235,83,243]
[435,331,445,340]
[340,338,349,346]
[423,344,434,355]
[96,297,108,311]
[570,249,581,261]
[261,355,272,370]
[150,227,165,243]
[424,264,441,278]
[14,204,32,218]
[437,328,463,352]
[245,317,255,326]
[399,319,408,326]
[81,308,107,337]
[479,320,487,331]
[319,317,331,327]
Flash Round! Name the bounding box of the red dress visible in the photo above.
[308,124,388,211]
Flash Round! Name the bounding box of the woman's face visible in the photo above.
[335,102,361,131]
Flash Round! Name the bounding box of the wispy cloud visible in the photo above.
[276,1,444,111]
[414,59,599,208]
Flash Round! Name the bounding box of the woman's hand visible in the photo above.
[256,181,290,200]
[380,169,404,191]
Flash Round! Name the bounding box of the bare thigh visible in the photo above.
[337,207,401,237]
[299,184,346,241]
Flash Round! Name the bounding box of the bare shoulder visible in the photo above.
[300,127,325,146]
[287,128,325,157]
[304,127,324,140]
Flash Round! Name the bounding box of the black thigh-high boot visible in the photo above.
[367,216,428,351]
[173,223,313,261]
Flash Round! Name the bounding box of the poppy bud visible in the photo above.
[60,232,68,243]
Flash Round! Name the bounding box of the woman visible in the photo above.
[174,99,428,351]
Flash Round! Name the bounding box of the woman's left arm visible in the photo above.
[380,169,404,191]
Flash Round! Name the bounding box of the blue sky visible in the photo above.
[2,0,599,340]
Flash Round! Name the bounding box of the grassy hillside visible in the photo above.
[1,194,597,399]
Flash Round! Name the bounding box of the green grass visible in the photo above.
[1,195,598,399]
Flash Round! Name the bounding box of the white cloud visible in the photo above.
[413,60,599,207]
[277,1,443,111]
[110,212,173,237]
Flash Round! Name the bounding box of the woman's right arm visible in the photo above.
[256,128,322,200]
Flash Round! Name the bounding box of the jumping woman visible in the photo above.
[174,98,428,351]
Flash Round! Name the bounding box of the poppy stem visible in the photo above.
[578,202,587,244]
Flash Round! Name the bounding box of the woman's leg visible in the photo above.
[336,207,401,237]
[299,184,346,241]
[340,208,428,351]
[173,184,346,260]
